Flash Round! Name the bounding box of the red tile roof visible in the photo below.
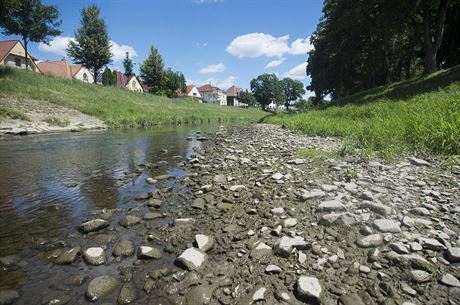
[185,85,196,96]
[197,84,217,92]
[37,59,85,78]
[0,40,38,62]
[226,85,241,97]
[116,71,135,88]
[141,82,149,92]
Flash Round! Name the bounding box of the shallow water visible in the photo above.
[0,125,219,304]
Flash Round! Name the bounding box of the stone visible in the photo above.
[288,158,305,165]
[272,173,284,180]
[194,234,214,252]
[119,215,141,227]
[389,242,409,254]
[447,247,460,262]
[113,240,135,257]
[321,184,338,192]
[300,189,326,200]
[118,283,137,304]
[356,234,383,248]
[55,246,80,264]
[83,247,106,266]
[401,282,417,296]
[296,276,322,302]
[0,290,19,305]
[339,293,366,305]
[79,219,109,233]
[441,273,460,288]
[174,218,195,225]
[137,246,162,259]
[265,265,282,274]
[86,276,120,302]
[373,219,401,233]
[271,207,285,215]
[283,218,298,228]
[410,270,431,283]
[360,202,392,216]
[229,185,245,192]
[252,287,266,302]
[317,200,346,212]
[408,157,430,166]
[192,198,205,210]
[147,198,162,208]
[274,236,310,257]
[143,212,161,220]
[250,242,272,259]
[186,284,215,305]
[176,248,207,271]
[0,255,20,268]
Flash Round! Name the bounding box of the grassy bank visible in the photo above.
[0,67,266,127]
[266,66,460,158]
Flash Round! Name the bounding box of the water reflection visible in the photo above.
[0,125,219,257]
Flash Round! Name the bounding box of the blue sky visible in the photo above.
[1,0,323,93]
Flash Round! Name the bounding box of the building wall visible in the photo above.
[202,90,227,105]
[2,54,39,72]
[187,87,202,99]
[74,67,94,83]
[127,76,143,92]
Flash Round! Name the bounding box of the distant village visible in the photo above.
[0,39,254,108]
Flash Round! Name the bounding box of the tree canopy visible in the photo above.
[250,73,283,111]
[237,90,258,107]
[123,51,134,76]
[67,5,112,83]
[1,0,61,70]
[140,45,164,94]
[280,78,305,110]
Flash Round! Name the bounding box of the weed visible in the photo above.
[43,116,70,127]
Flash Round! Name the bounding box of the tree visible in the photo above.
[236,90,257,107]
[67,5,112,83]
[162,68,186,98]
[250,73,283,111]
[102,67,116,86]
[140,45,164,94]
[280,78,306,111]
[1,0,61,70]
[123,51,133,76]
[0,0,19,25]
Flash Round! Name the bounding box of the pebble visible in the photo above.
[296,276,322,302]
[175,248,207,270]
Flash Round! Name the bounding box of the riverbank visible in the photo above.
[1,123,459,304]
[265,66,460,158]
[0,67,266,130]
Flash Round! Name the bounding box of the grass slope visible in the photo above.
[0,67,266,127]
[266,66,460,158]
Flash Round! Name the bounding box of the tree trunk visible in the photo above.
[93,68,97,84]
[23,38,29,71]
[422,0,450,75]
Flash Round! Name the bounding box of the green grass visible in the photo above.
[266,66,460,158]
[295,148,339,159]
[43,116,70,127]
[0,106,30,122]
[0,67,266,128]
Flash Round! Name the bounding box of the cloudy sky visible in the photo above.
[1,0,323,93]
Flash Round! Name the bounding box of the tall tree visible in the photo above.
[422,0,450,74]
[250,73,283,111]
[162,68,186,98]
[1,0,61,70]
[67,5,112,83]
[101,67,116,86]
[0,0,19,25]
[280,78,306,111]
[123,51,133,76]
[236,90,257,107]
[140,45,164,94]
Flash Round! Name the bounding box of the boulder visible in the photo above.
[86,276,119,302]
[83,247,106,266]
[79,219,109,233]
[373,219,401,233]
[113,240,135,257]
[317,200,345,212]
[296,276,322,303]
[55,246,80,265]
[119,215,141,228]
[175,248,207,271]
[137,246,162,259]
[194,234,214,252]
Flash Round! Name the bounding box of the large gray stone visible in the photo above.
[175,248,207,271]
[113,240,135,257]
[83,247,106,266]
[86,276,119,302]
[194,234,214,252]
[118,283,137,304]
[79,219,109,233]
[0,290,19,305]
[441,273,460,288]
[373,219,401,233]
[447,247,460,262]
[55,246,80,264]
[119,215,141,228]
[296,276,322,302]
[318,200,345,212]
[274,236,309,257]
[137,246,162,259]
[356,234,383,248]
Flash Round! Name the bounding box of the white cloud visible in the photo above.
[226,33,290,58]
[199,63,225,74]
[226,33,313,58]
[289,37,313,55]
[193,0,222,4]
[265,58,285,68]
[38,36,74,57]
[37,36,137,62]
[282,62,307,80]
[196,42,208,48]
[187,75,237,90]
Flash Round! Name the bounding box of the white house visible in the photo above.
[0,40,41,72]
[37,59,94,83]
[116,71,143,92]
[268,101,277,109]
[198,84,227,106]
[178,85,202,100]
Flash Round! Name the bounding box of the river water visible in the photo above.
[0,125,220,304]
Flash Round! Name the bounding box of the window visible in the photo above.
[14,58,21,67]
[83,73,88,82]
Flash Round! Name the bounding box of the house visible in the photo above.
[268,101,278,109]
[179,85,202,100]
[197,84,227,106]
[226,86,247,107]
[115,71,143,92]
[0,40,40,72]
[37,59,94,83]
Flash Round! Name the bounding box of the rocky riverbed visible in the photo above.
[1,123,460,305]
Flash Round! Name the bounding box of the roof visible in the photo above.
[226,85,241,97]
[141,82,149,92]
[197,84,218,92]
[185,85,196,95]
[37,59,87,78]
[116,71,135,88]
[0,40,38,62]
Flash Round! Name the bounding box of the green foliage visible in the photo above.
[250,73,283,110]
[295,148,339,159]
[140,45,164,94]
[67,5,112,83]
[236,90,257,107]
[43,116,70,127]
[122,52,133,76]
[280,78,305,110]
[0,68,266,128]
[0,0,19,25]
[266,67,460,157]
[0,106,30,121]
[0,0,61,70]
[162,68,186,98]
[101,67,116,86]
